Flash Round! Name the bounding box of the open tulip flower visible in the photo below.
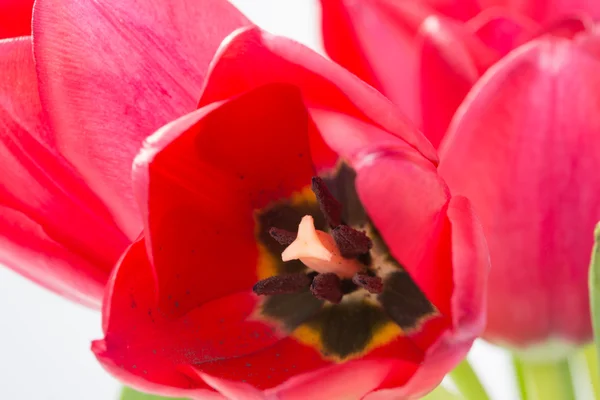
[0,0,490,398]
[320,0,600,354]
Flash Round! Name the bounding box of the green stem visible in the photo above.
[518,358,575,400]
[585,345,600,400]
[421,385,462,400]
[589,222,600,389]
[512,356,529,400]
[449,359,490,400]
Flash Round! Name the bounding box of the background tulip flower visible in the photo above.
[439,31,600,352]
[0,0,248,307]
[319,0,600,353]
[0,0,34,39]
[319,0,600,148]
[89,23,490,399]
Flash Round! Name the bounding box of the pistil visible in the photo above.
[281,215,362,278]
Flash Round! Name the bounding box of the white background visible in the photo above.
[0,1,522,399]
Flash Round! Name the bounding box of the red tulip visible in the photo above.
[89,24,490,400]
[0,0,249,307]
[319,0,600,147]
[0,0,34,39]
[439,31,600,351]
[320,0,600,351]
[2,0,489,396]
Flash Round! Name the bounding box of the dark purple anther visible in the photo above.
[310,273,343,303]
[253,273,311,296]
[332,225,373,258]
[311,176,342,228]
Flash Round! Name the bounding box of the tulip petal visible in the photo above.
[479,0,600,24]
[133,83,315,316]
[268,359,400,400]
[351,147,452,314]
[0,37,129,307]
[32,0,249,239]
[0,0,33,39]
[195,373,264,400]
[466,7,538,56]
[96,238,282,397]
[418,15,497,147]
[440,37,600,345]
[365,196,488,399]
[318,0,433,126]
[200,26,438,165]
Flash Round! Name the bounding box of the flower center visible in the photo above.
[252,177,383,303]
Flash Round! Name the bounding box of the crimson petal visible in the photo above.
[133,83,315,315]
[200,26,437,165]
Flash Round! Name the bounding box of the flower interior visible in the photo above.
[253,162,439,361]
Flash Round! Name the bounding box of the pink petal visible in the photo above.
[0,0,33,39]
[269,359,399,400]
[32,0,249,239]
[439,36,600,345]
[466,7,538,55]
[200,26,438,165]
[419,0,481,20]
[479,0,600,24]
[418,15,498,147]
[194,373,264,400]
[318,0,434,126]
[0,37,129,307]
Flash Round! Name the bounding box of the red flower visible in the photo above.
[439,31,600,351]
[91,24,489,399]
[0,0,248,307]
[0,0,34,39]
[1,0,488,397]
[319,0,600,147]
[320,0,600,351]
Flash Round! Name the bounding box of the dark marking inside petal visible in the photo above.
[352,272,383,294]
[309,302,389,359]
[332,225,373,258]
[256,194,325,275]
[310,273,343,303]
[378,271,436,329]
[253,273,312,296]
[262,289,324,331]
[311,176,342,228]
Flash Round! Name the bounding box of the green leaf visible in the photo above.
[449,359,490,400]
[589,222,600,378]
[120,387,188,400]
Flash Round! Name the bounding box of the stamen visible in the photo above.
[269,227,297,246]
[352,272,383,294]
[311,177,342,228]
[281,215,361,278]
[253,273,312,296]
[332,225,373,258]
[311,273,343,303]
